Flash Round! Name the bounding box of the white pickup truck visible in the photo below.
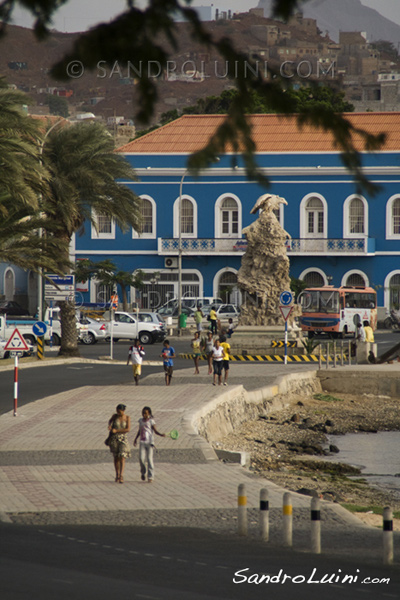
[104,311,166,345]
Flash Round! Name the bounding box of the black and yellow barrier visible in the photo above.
[179,353,344,363]
[37,336,44,360]
[271,340,298,348]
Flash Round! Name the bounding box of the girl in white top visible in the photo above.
[133,406,165,482]
[212,339,226,386]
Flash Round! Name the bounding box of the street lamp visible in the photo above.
[178,170,188,334]
[37,118,64,321]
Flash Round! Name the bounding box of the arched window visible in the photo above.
[300,194,327,239]
[215,194,242,238]
[91,210,115,239]
[4,268,15,300]
[345,273,366,287]
[133,196,156,238]
[386,195,400,239]
[388,273,400,309]
[349,198,364,234]
[303,270,325,287]
[173,196,197,238]
[343,195,367,238]
[221,197,239,236]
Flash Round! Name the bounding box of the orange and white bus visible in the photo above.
[299,286,377,338]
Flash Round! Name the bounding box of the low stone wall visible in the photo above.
[318,369,400,398]
[193,370,322,443]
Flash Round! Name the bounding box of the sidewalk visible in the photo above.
[0,362,399,563]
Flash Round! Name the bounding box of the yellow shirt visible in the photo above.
[221,342,231,360]
[210,309,217,321]
[364,326,374,343]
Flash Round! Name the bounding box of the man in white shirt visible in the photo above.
[127,338,145,385]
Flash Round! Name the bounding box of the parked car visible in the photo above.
[79,316,107,345]
[211,304,240,320]
[158,305,195,318]
[105,311,166,344]
[0,301,30,316]
[138,312,166,330]
[0,338,34,359]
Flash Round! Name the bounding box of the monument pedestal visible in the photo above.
[224,325,304,355]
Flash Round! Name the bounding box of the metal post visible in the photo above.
[13,354,19,417]
[383,507,393,565]
[348,339,352,366]
[319,344,322,369]
[311,497,321,554]
[284,320,288,365]
[178,171,187,336]
[333,341,336,368]
[340,341,344,366]
[259,488,269,541]
[283,492,293,546]
[110,310,114,360]
[326,343,329,369]
[238,483,248,536]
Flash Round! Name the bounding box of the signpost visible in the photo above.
[33,321,47,360]
[4,329,29,416]
[279,291,294,365]
[45,274,74,302]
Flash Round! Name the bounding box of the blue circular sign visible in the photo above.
[32,321,48,336]
[279,291,293,306]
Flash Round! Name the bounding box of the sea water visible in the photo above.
[326,431,400,500]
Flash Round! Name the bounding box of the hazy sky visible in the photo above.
[10,0,400,32]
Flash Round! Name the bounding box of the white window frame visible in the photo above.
[386,195,400,239]
[173,195,197,239]
[91,210,115,239]
[300,193,327,239]
[299,267,328,286]
[341,270,369,288]
[343,194,368,238]
[132,195,156,239]
[214,193,242,238]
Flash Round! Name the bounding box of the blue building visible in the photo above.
[69,113,400,319]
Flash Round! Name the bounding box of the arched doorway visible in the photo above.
[4,269,15,300]
[217,271,241,305]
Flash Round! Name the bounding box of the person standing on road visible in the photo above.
[191,330,202,374]
[161,339,175,386]
[364,320,375,343]
[194,305,204,333]
[133,406,165,483]
[220,336,231,386]
[127,338,145,385]
[212,338,226,386]
[108,403,131,483]
[209,306,218,334]
[204,331,214,375]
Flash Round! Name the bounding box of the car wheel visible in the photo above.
[51,333,61,346]
[81,332,95,345]
[23,334,35,345]
[139,332,152,345]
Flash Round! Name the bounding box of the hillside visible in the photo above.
[258,0,400,44]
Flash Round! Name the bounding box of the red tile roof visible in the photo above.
[117,113,400,154]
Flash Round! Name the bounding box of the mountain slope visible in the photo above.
[258,0,400,44]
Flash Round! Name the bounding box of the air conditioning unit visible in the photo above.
[165,257,178,269]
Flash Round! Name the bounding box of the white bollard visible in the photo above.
[283,492,293,546]
[383,507,393,565]
[259,488,269,541]
[238,483,248,536]
[311,497,321,554]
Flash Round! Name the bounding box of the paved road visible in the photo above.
[1,524,398,600]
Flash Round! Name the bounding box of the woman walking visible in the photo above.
[191,330,202,374]
[107,403,131,483]
[133,406,165,482]
[204,331,214,374]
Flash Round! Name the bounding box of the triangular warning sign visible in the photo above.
[279,305,293,322]
[4,328,29,351]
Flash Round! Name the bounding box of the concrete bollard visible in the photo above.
[319,345,322,369]
[283,492,293,546]
[333,341,336,368]
[311,497,321,554]
[325,344,329,369]
[237,483,248,536]
[259,488,269,541]
[348,340,352,366]
[383,507,393,565]
[340,341,344,366]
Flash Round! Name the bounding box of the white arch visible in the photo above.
[212,267,239,300]
[386,194,400,239]
[130,268,204,308]
[343,194,368,238]
[341,269,369,287]
[132,194,156,239]
[299,193,328,238]
[3,267,15,300]
[173,194,198,238]
[214,193,242,238]
[384,269,400,311]
[299,267,328,286]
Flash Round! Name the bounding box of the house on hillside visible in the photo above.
[68,113,400,319]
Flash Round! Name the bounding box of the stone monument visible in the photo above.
[238,193,298,326]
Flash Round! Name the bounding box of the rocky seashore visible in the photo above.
[214,391,400,515]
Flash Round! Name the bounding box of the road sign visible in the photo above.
[279,291,293,306]
[45,273,75,301]
[4,329,29,352]
[271,340,297,348]
[9,351,24,357]
[32,321,48,337]
[279,305,294,322]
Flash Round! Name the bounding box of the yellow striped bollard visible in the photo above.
[37,336,44,360]
[237,483,248,536]
[283,492,293,546]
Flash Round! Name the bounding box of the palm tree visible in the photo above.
[41,121,142,357]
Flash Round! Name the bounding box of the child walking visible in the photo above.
[133,406,165,482]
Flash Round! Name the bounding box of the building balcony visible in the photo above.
[159,237,375,255]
